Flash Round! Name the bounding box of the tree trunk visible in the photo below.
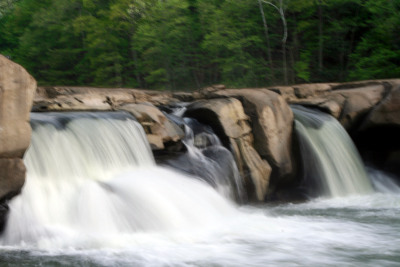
[258,0,274,82]
[279,0,288,85]
[318,0,323,73]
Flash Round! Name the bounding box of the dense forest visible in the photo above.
[0,0,399,90]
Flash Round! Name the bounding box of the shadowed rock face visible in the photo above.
[362,84,400,128]
[0,55,36,228]
[185,98,271,201]
[355,84,400,177]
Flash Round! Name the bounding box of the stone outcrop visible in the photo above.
[185,98,271,201]
[332,84,386,129]
[362,83,400,128]
[34,86,177,111]
[355,82,400,177]
[118,103,184,150]
[0,55,36,199]
[0,55,36,228]
[203,89,295,183]
[33,86,184,151]
[0,56,36,159]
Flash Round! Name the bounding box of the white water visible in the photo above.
[1,111,400,266]
[0,113,237,247]
[182,117,244,201]
[292,106,374,197]
[1,192,400,266]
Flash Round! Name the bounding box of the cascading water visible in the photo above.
[292,105,374,197]
[1,111,400,266]
[0,112,237,247]
[162,107,244,201]
[181,117,244,201]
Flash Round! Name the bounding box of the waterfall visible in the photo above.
[292,106,374,197]
[163,107,244,201]
[181,118,244,201]
[0,112,237,248]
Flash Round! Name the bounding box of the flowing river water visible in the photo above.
[0,111,399,266]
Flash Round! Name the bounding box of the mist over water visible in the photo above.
[0,111,399,266]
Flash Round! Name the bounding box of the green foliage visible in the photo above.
[0,0,398,89]
[349,0,400,80]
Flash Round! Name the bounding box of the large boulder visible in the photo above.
[355,82,400,177]
[204,89,295,183]
[332,84,386,130]
[362,83,400,128]
[0,55,36,232]
[185,98,271,201]
[0,55,36,158]
[0,55,36,206]
[118,103,184,150]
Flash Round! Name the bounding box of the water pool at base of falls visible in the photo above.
[1,192,400,267]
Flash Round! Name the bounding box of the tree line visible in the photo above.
[0,0,399,90]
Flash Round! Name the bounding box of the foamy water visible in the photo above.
[0,112,399,266]
[1,191,400,266]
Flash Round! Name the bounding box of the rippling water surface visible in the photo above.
[1,192,400,267]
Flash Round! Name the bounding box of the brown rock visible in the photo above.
[185,98,271,201]
[292,83,334,98]
[290,97,344,119]
[333,85,386,129]
[118,103,184,150]
[267,86,296,101]
[0,158,26,201]
[206,89,295,180]
[0,55,36,157]
[363,84,400,128]
[230,136,272,200]
[186,98,251,138]
[33,86,157,111]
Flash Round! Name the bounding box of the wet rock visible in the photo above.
[0,202,8,232]
[0,158,26,201]
[185,98,271,201]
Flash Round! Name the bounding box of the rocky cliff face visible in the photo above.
[0,55,36,229]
